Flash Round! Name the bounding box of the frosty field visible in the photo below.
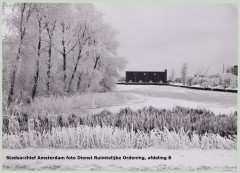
[2,85,238,171]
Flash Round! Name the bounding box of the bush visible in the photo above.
[186,77,193,86]
[186,73,237,89]
[222,73,237,89]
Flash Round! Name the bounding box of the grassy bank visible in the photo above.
[3,91,132,116]
[28,92,132,114]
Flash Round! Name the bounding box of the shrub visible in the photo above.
[186,77,193,86]
[222,73,237,89]
[186,73,237,89]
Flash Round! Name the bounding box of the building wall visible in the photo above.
[126,70,167,84]
[227,65,238,76]
[233,65,238,76]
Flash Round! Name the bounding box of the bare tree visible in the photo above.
[181,63,187,85]
[7,3,34,106]
[31,4,43,100]
[67,22,90,93]
[170,69,175,82]
[87,40,100,89]
[44,18,57,95]
[55,21,79,91]
[3,3,126,101]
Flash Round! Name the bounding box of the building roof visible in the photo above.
[126,70,167,73]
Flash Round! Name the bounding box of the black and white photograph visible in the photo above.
[2,2,238,171]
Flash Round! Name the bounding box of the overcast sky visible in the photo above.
[94,3,238,77]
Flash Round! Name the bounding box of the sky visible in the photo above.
[94,3,238,78]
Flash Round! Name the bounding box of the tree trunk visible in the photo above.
[88,56,100,88]
[31,17,42,99]
[77,73,83,90]
[7,67,17,107]
[7,40,23,107]
[45,20,56,95]
[31,60,40,99]
[67,49,82,93]
[60,23,67,91]
[67,24,87,93]
[7,3,32,107]
[62,43,67,90]
[46,43,52,95]
[93,56,100,70]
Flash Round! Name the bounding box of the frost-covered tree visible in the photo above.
[222,73,237,89]
[170,69,175,82]
[181,63,187,85]
[3,3,126,106]
[4,3,35,106]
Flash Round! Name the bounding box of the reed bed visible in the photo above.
[81,106,237,137]
[3,106,237,138]
[28,92,130,114]
[3,125,236,150]
[3,104,237,150]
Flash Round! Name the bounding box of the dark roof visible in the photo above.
[126,70,167,73]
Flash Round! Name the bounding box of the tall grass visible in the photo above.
[3,125,236,150]
[3,105,237,150]
[27,92,131,114]
[4,106,236,138]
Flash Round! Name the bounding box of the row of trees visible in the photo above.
[170,63,237,89]
[3,3,126,106]
[186,73,237,89]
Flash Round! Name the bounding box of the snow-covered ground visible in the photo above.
[3,85,237,171]
[2,148,237,171]
[90,85,237,115]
